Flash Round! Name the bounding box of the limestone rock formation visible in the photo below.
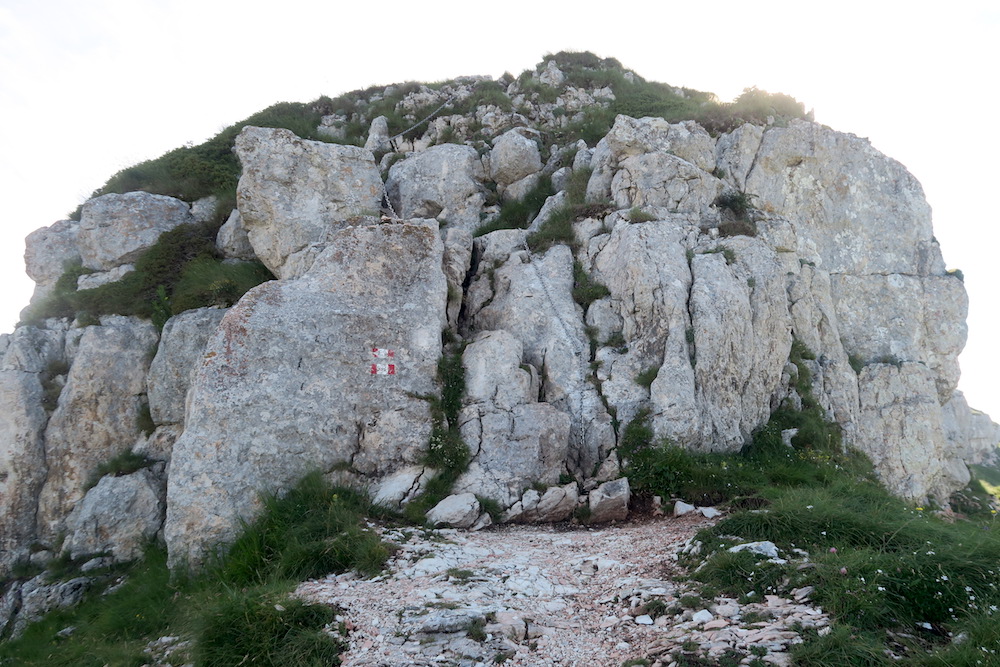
[63,466,165,561]
[4,57,997,588]
[37,317,158,540]
[147,307,228,426]
[386,144,487,231]
[165,221,447,568]
[234,126,384,279]
[78,192,193,271]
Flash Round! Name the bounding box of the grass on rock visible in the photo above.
[0,472,387,665]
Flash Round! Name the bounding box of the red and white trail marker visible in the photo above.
[371,363,396,375]
[372,348,394,359]
[370,347,396,375]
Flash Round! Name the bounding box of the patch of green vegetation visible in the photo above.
[85,451,155,491]
[2,471,379,664]
[217,472,389,585]
[571,261,610,309]
[702,245,736,265]
[474,175,554,237]
[628,207,656,223]
[22,222,274,328]
[634,365,660,389]
[404,346,472,523]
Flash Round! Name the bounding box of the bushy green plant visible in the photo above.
[474,175,554,237]
[85,450,155,491]
[634,365,660,388]
[571,261,610,308]
[218,472,388,585]
[195,585,342,666]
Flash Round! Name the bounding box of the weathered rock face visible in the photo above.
[741,120,936,276]
[454,330,570,506]
[37,317,159,539]
[234,126,384,279]
[215,209,257,261]
[386,144,487,232]
[942,391,1000,466]
[63,466,165,562]
[165,221,447,568]
[0,370,48,577]
[6,64,995,586]
[24,219,80,288]
[78,192,193,271]
[465,244,615,476]
[856,363,956,499]
[147,307,228,426]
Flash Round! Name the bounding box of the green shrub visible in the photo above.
[634,365,660,388]
[474,175,554,237]
[85,451,155,491]
[572,261,610,308]
[195,585,343,667]
[628,207,656,223]
[218,472,388,585]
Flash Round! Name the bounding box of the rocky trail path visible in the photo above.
[295,514,831,666]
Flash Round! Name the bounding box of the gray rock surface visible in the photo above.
[63,466,165,561]
[364,115,392,154]
[37,318,159,539]
[856,363,955,499]
[611,153,724,213]
[234,126,383,279]
[24,219,80,286]
[587,477,630,523]
[491,128,542,187]
[147,307,228,425]
[387,144,487,232]
[78,192,193,271]
[11,575,91,639]
[0,370,48,576]
[466,245,615,477]
[743,120,936,276]
[942,391,1000,465]
[426,493,481,529]
[165,222,447,569]
[215,209,257,261]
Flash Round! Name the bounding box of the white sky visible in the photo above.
[1,0,997,419]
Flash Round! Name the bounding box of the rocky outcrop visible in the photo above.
[466,244,615,476]
[5,59,995,591]
[0,370,48,576]
[63,466,165,561]
[454,330,570,506]
[386,144,487,231]
[23,219,80,304]
[36,317,158,539]
[165,221,447,568]
[147,307,228,426]
[78,192,193,271]
[234,126,384,279]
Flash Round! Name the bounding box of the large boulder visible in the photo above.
[234,126,384,279]
[610,152,725,214]
[587,115,717,202]
[78,192,193,271]
[23,219,81,290]
[147,307,229,425]
[63,466,165,562]
[36,317,159,539]
[490,128,542,187]
[942,391,1000,466]
[386,144,487,232]
[165,222,447,569]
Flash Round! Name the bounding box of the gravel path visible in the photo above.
[295,514,830,666]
